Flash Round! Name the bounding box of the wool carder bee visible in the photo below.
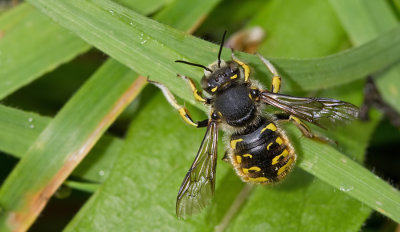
[149,31,359,217]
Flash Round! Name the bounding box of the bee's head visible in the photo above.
[200,60,240,94]
[176,31,241,94]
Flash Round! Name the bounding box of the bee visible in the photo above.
[148,31,359,217]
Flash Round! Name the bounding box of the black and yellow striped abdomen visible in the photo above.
[228,119,296,184]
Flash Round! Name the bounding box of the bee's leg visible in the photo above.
[256,53,281,93]
[275,113,336,145]
[177,74,211,104]
[148,79,209,128]
[231,48,251,82]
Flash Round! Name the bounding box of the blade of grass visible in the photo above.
[0,59,147,231]
[0,104,123,184]
[0,3,90,100]
[27,0,400,104]
[115,0,171,15]
[329,0,400,113]
[294,124,400,223]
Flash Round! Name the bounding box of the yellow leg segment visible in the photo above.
[256,53,281,93]
[231,49,251,82]
[288,115,335,144]
[177,74,207,103]
[148,79,203,127]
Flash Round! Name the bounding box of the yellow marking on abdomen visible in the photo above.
[211,86,218,92]
[277,158,294,175]
[243,154,252,158]
[230,138,243,149]
[248,177,269,182]
[275,137,283,145]
[260,123,277,134]
[242,166,261,174]
[272,149,289,165]
[266,142,273,150]
[230,74,238,79]
[236,155,242,164]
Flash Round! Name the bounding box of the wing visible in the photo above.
[260,91,359,129]
[176,121,218,217]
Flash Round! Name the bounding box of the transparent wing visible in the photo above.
[260,91,359,129]
[176,121,218,217]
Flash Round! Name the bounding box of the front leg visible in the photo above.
[148,79,209,128]
[177,74,211,104]
[231,48,251,82]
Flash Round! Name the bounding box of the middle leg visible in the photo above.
[275,113,336,145]
[256,53,281,93]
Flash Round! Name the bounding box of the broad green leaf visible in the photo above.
[64,90,223,231]
[329,0,400,112]
[26,0,400,103]
[0,3,90,100]
[0,59,146,231]
[227,170,371,232]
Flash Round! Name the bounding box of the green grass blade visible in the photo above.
[296,126,400,223]
[0,105,123,184]
[329,0,400,113]
[26,0,400,103]
[116,0,171,15]
[0,3,90,100]
[0,59,146,231]
[154,0,220,33]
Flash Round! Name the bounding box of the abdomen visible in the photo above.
[228,118,296,184]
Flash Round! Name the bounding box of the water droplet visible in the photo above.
[376,201,382,206]
[28,117,33,122]
[129,22,133,26]
[339,186,354,192]
[141,39,147,45]
[30,124,35,129]
[109,10,114,15]
[99,170,105,176]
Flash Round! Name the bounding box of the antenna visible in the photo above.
[217,30,227,68]
[175,60,212,72]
